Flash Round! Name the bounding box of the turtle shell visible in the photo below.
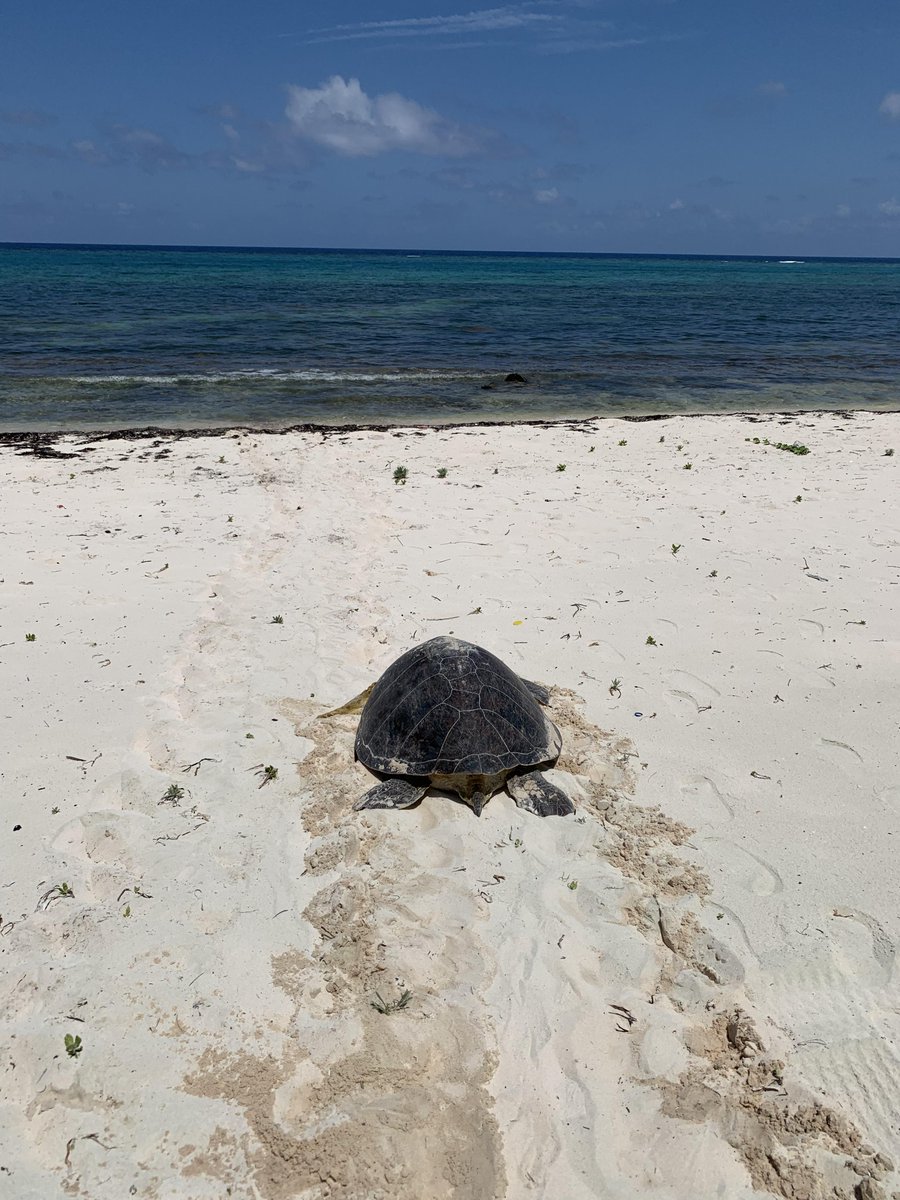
[356,636,561,777]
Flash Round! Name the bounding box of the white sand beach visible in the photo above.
[1,411,898,1200]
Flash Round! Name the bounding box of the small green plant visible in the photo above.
[514,838,523,848]
[774,441,809,455]
[218,455,226,464]
[64,1034,82,1059]
[51,806,60,814]
[160,784,184,805]
[589,445,595,452]
[567,879,578,891]
[57,882,73,897]
[227,514,234,523]
[436,467,448,478]
[25,633,36,642]
[253,764,278,787]
[618,439,627,446]
[371,989,413,1015]
[609,678,622,697]
[677,444,683,451]
[645,635,657,646]
[671,543,682,555]
[884,448,894,456]
[556,463,566,472]
[122,904,131,918]
[709,570,718,578]
[794,495,803,502]
[659,435,665,443]
[393,466,408,484]
[271,615,284,624]
[683,463,692,470]
[245,732,254,739]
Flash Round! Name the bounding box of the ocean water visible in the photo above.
[1,243,899,430]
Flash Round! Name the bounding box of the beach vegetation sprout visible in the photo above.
[393,466,408,484]
[645,635,657,646]
[618,439,627,446]
[683,463,692,469]
[227,515,234,523]
[271,615,284,624]
[677,444,683,451]
[794,495,803,502]
[252,764,278,787]
[51,806,60,814]
[567,879,578,891]
[160,784,184,805]
[436,467,448,478]
[64,1034,83,1058]
[671,543,682,555]
[122,904,131,917]
[556,463,566,472]
[56,882,73,897]
[884,448,894,456]
[609,678,622,697]
[25,633,36,642]
[709,570,718,578]
[774,441,809,455]
[371,989,413,1014]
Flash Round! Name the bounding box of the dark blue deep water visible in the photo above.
[1,243,899,429]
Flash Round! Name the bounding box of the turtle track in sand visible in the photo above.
[194,681,899,1200]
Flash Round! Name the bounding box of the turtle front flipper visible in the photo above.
[354,779,428,811]
[507,771,574,818]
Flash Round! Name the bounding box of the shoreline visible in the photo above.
[2,411,898,1198]
[0,405,889,453]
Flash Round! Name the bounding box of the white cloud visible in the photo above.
[835,204,851,218]
[879,92,900,119]
[73,138,107,165]
[534,186,560,204]
[308,6,556,43]
[285,76,481,157]
[878,197,900,215]
[758,81,787,97]
[669,198,685,210]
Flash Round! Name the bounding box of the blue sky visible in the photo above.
[2,0,900,254]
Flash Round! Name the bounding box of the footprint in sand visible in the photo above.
[798,618,825,639]
[817,737,864,771]
[678,775,734,823]
[665,669,721,715]
[829,907,896,988]
[587,639,625,664]
[700,836,784,896]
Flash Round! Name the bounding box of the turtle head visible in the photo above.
[469,792,486,818]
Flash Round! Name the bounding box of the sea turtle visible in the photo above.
[323,636,574,818]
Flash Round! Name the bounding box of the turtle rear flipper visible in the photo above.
[318,683,375,719]
[354,779,428,811]
[507,771,574,818]
[523,679,551,705]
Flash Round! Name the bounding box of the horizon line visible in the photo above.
[2,240,900,263]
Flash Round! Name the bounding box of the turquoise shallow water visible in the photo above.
[1,244,899,429]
